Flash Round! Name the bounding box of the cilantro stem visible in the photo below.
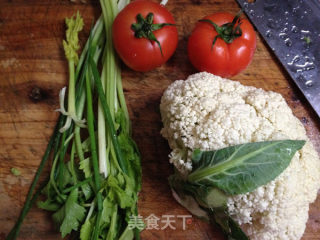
[70,142,78,184]
[134,206,141,240]
[50,154,63,196]
[68,60,76,118]
[74,93,86,163]
[85,201,95,222]
[55,124,73,195]
[116,64,130,134]
[59,128,68,163]
[106,205,118,240]
[62,177,92,194]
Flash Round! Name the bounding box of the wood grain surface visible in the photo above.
[0,0,320,239]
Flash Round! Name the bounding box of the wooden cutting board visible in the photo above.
[1,0,320,239]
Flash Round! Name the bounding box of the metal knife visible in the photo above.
[236,0,320,118]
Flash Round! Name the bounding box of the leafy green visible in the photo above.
[170,175,250,239]
[81,136,91,154]
[188,140,305,195]
[209,208,249,240]
[52,188,86,237]
[169,179,209,220]
[119,226,134,240]
[79,157,92,178]
[81,182,93,200]
[37,199,60,212]
[116,110,142,192]
[170,174,227,209]
[106,175,133,209]
[101,198,114,226]
[106,206,118,240]
[10,167,21,176]
[170,140,305,240]
[63,11,84,64]
[56,162,73,190]
[80,218,93,240]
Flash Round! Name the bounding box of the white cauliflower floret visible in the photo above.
[160,72,320,240]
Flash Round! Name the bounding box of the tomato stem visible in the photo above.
[131,12,174,56]
[200,11,243,49]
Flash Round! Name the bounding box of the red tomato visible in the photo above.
[112,0,178,72]
[188,12,256,77]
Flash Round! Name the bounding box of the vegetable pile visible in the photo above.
[160,72,320,240]
[7,1,142,240]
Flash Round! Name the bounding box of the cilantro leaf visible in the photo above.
[11,167,21,176]
[56,162,72,190]
[81,182,93,200]
[37,199,60,211]
[119,225,134,240]
[101,197,114,226]
[107,175,133,209]
[52,188,86,237]
[116,110,142,192]
[79,158,92,178]
[80,218,93,240]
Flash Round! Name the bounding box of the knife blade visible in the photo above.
[236,0,320,118]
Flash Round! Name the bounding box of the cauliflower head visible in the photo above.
[160,72,320,240]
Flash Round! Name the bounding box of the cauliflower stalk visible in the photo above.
[160,72,320,240]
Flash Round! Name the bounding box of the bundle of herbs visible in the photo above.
[7,0,142,239]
